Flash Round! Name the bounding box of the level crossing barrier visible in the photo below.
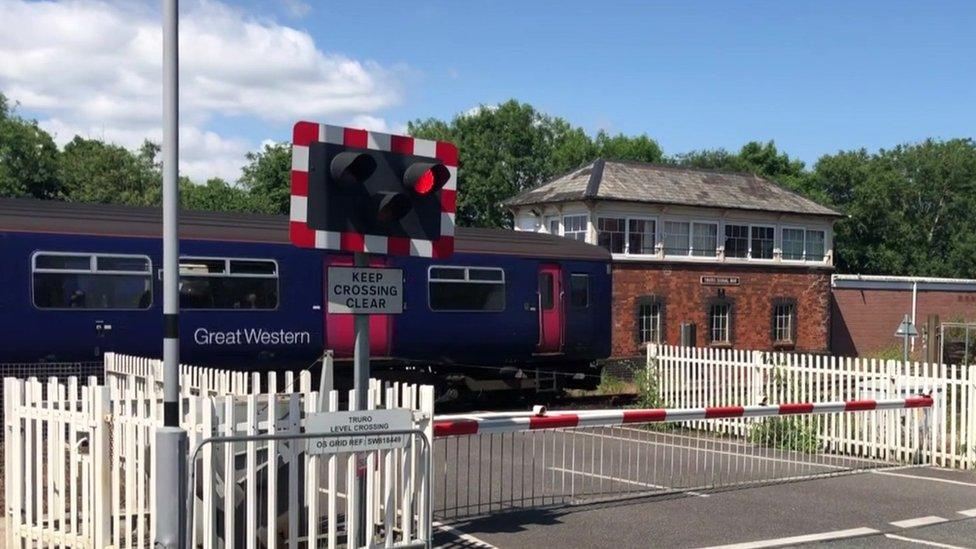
[431,396,933,520]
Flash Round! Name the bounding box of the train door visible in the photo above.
[537,264,564,353]
[324,256,392,358]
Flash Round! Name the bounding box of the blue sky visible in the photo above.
[1,0,973,180]
[274,0,975,165]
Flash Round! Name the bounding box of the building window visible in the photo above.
[663,221,690,255]
[597,217,626,253]
[781,228,826,261]
[724,224,749,258]
[708,302,732,344]
[627,219,656,254]
[563,214,588,241]
[428,266,505,312]
[570,274,589,307]
[32,252,152,309]
[637,297,664,345]
[782,228,805,260]
[805,230,825,261]
[692,222,718,257]
[544,215,560,235]
[180,257,278,309]
[772,300,797,345]
[750,226,775,259]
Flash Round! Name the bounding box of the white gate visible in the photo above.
[3,354,435,548]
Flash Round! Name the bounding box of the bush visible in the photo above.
[748,417,821,453]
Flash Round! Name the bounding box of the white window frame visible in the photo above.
[624,216,658,256]
[709,303,732,344]
[638,300,663,344]
[780,226,807,261]
[723,223,751,259]
[562,214,589,242]
[748,224,776,261]
[773,302,796,344]
[544,215,560,235]
[427,265,506,312]
[691,220,719,258]
[31,251,153,310]
[662,219,692,256]
[596,216,627,254]
[804,229,827,262]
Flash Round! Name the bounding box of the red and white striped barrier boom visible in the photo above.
[433,396,933,438]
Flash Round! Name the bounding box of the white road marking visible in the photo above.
[884,533,969,548]
[871,470,976,487]
[891,516,948,528]
[570,430,848,469]
[698,527,879,548]
[548,466,709,497]
[432,520,498,548]
[959,508,976,517]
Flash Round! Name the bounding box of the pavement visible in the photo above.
[430,427,976,548]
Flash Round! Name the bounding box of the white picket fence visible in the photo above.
[4,353,434,548]
[647,344,976,469]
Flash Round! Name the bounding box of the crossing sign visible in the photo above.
[289,122,458,258]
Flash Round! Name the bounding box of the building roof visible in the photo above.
[502,159,843,218]
[0,198,610,261]
[832,274,976,292]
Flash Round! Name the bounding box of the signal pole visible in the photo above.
[156,0,188,547]
[353,250,370,547]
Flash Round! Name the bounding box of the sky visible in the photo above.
[0,0,973,182]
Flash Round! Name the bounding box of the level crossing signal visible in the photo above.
[290,122,458,258]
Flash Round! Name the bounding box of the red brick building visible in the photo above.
[831,275,976,361]
[505,160,841,358]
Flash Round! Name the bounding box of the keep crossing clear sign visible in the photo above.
[306,409,413,455]
[327,266,403,314]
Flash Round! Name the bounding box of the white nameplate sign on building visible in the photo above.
[327,266,404,314]
[306,409,413,455]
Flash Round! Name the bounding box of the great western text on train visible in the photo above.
[327,266,404,314]
[306,409,413,455]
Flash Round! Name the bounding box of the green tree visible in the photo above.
[181,177,271,213]
[239,142,292,215]
[812,139,976,277]
[0,94,61,199]
[410,100,665,227]
[57,136,159,205]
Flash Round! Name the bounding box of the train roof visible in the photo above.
[0,198,610,261]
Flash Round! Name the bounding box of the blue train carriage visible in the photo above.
[0,198,611,392]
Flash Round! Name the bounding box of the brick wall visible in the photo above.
[832,288,976,358]
[611,262,831,358]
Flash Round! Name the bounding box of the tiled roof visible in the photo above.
[502,159,843,217]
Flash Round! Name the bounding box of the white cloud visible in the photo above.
[0,0,403,182]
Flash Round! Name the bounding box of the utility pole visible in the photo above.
[155,0,188,547]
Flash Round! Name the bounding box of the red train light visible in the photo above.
[404,162,449,195]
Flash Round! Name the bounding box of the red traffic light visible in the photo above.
[403,162,450,196]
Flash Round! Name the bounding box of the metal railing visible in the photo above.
[432,397,933,520]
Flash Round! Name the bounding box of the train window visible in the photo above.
[179,257,278,310]
[570,274,589,307]
[428,266,505,312]
[539,273,554,310]
[32,252,152,310]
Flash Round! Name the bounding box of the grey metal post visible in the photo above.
[156,0,188,547]
[903,314,910,363]
[353,251,370,546]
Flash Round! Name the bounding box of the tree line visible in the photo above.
[2,94,975,278]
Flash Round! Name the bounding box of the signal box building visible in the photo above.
[505,160,843,358]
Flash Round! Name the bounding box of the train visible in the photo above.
[0,198,612,395]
